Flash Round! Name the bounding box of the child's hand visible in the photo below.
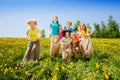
[58,42,61,45]
[28,38,31,41]
[85,34,90,37]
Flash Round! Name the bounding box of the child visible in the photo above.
[77,23,93,60]
[78,23,93,37]
[60,30,72,63]
[65,21,74,33]
[22,19,42,64]
[48,16,62,56]
[71,33,80,55]
[76,25,83,51]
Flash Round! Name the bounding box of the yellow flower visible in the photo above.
[0,65,2,68]
[4,68,9,74]
[15,67,18,69]
[96,70,99,73]
[55,65,59,71]
[96,63,100,68]
[4,64,7,67]
[61,66,65,71]
[25,71,30,76]
[0,53,3,58]
[105,73,109,79]
[9,67,12,70]
[52,75,57,80]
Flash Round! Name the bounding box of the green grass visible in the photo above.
[0,38,120,80]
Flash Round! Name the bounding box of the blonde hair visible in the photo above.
[80,23,87,32]
[27,19,37,25]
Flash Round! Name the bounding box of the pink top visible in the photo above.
[59,31,63,40]
[76,32,82,40]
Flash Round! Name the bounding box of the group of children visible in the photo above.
[21,16,93,64]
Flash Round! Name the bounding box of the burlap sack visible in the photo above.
[50,36,60,56]
[81,36,93,59]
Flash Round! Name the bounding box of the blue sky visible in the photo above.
[0,0,120,37]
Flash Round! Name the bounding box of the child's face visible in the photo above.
[53,16,58,23]
[67,22,71,28]
[65,32,70,38]
[81,24,86,30]
[71,34,76,39]
[29,21,36,29]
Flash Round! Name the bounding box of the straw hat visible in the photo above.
[27,19,37,25]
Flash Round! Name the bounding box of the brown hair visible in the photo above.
[80,23,87,32]
[67,21,72,25]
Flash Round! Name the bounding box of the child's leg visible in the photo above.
[33,40,40,62]
[50,36,59,56]
[22,41,34,62]
[62,45,67,63]
[50,36,54,56]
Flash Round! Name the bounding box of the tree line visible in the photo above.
[73,16,120,38]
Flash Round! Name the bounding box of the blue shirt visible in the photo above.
[50,23,60,35]
[65,27,74,33]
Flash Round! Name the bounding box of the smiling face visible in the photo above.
[29,21,36,29]
[66,22,72,28]
[53,16,58,23]
[71,34,76,39]
[80,23,86,31]
[65,32,70,38]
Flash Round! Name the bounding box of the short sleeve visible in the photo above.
[50,23,52,28]
[58,23,61,27]
[71,28,74,32]
[26,29,29,33]
[87,28,90,33]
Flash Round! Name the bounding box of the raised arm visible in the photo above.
[89,29,93,36]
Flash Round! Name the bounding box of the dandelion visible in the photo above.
[61,66,65,71]
[15,67,18,69]
[104,73,109,79]
[4,68,9,74]
[25,71,30,76]
[52,75,57,80]
[9,67,12,70]
[0,53,3,58]
[0,65,2,69]
[55,65,59,71]
[4,64,7,67]
[96,63,100,68]
[96,70,99,73]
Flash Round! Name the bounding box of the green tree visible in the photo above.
[101,21,108,38]
[86,23,91,29]
[73,20,80,31]
[41,29,45,38]
[93,23,101,38]
[107,16,119,38]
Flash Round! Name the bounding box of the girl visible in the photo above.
[59,26,64,40]
[22,19,42,64]
[60,30,72,63]
[71,33,80,55]
[77,23,93,60]
[48,16,62,56]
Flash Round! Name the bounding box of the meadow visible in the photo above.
[0,38,120,80]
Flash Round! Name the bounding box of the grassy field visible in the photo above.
[0,38,120,80]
